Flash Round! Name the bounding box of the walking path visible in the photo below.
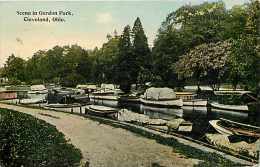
[0,103,199,167]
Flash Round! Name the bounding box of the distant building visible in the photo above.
[0,90,17,100]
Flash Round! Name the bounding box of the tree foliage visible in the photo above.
[115,25,134,92]
[2,1,259,93]
[175,40,232,90]
[3,54,26,84]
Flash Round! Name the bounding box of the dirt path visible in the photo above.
[0,103,199,167]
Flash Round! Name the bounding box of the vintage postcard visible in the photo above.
[0,0,259,167]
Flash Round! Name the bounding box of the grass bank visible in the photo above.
[0,108,82,167]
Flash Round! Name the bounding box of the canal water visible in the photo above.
[6,90,259,139]
[93,99,260,138]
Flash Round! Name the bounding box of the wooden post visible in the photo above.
[257,140,260,167]
[80,106,82,114]
[71,107,73,113]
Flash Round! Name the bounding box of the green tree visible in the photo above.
[152,2,229,87]
[26,50,48,83]
[115,25,134,92]
[175,40,232,90]
[3,54,26,84]
[152,27,184,87]
[99,35,120,83]
[228,38,258,90]
[132,17,151,86]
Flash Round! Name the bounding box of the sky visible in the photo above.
[0,0,249,67]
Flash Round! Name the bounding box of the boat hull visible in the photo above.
[183,99,207,106]
[209,120,234,135]
[90,95,119,107]
[85,105,118,118]
[140,98,183,108]
[20,98,45,104]
[28,89,48,94]
[210,102,248,112]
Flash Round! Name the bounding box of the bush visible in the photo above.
[0,108,82,167]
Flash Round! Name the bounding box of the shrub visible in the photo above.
[0,108,82,167]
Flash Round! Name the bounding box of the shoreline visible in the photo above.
[0,102,255,167]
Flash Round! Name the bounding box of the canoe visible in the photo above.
[85,105,118,118]
[140,98,183,108]
[44,103,82,108]
[210,118,260,138]
[20,98,45,104]
[28,89,48,94]
[210,102,248,112]
[209,120,234,135]
[90,95,118,101]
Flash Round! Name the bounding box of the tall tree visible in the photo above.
[115,25,134,92]
[132,17,151,86]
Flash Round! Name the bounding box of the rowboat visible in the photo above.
[44,103,82,108]
[183,99,208,106]
[119,95,140,104]
[28,85,48,94]
[85,105,118,118]
[90,85,120,107]
[209,120,234,135]
[20,98,46,104]
[209,118,260,138]
[176,92,207,107]
[210,102,248,112]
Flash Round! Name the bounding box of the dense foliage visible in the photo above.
[1,1,259,93]
[155,0,260,91]
[175,40,232,90]
[0,108,82,167]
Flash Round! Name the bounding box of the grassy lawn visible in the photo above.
[0,108,82,167]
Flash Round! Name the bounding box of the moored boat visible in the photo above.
[183,99,208,106]
[209,118,260,138]
[210,102,248,112]
[0,90,17,100]
[209,120,234,135]
[90,84,120,107]
[85,105,118,118]
[28,85,48,94]
[119,94,140,104]
[44,103,82,108]
[176,92,208,107]
[140,87,183,108]
[20,98,46,104]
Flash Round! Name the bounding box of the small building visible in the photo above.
[0,90,17,100]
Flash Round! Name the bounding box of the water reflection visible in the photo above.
[90,99,118,108]
[96,99,260,135]
[27,93,47,100]
[140,105,183,119]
